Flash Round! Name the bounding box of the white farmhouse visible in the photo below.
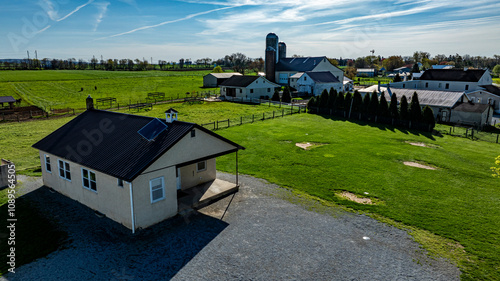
[296,72,342,96]
[219,75,280,99]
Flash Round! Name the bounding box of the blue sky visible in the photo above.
[1,0,499,61]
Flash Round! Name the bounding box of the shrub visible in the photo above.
[352,90,362,113]
[378,92,390,117]
[400,95,409,120]
[409,92,422,122]
[319,89,329,108]
[362,93,371,113]
[271,88,280,102]
[282,86,292,103]
[327,88,337,109]
[389,93,399,119]
[335,92,344,110]
[369,91,379,115]
[344,92,352,113]
[307,97,317,110]
[422,105,435,130]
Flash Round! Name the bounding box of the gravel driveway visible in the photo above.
[2,173,460,280]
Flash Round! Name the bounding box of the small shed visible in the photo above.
[297,71,342,96]
[450,102,493,128]
[0,96,16,109]
[203,73,242,88]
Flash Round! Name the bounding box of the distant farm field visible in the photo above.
[493,78,500,84]
[0,70,216,110]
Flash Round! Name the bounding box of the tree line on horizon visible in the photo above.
[307,88,436,131]
[1,51,498,77]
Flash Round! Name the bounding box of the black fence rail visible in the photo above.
[435,125,500,144]
[201,107,302,131]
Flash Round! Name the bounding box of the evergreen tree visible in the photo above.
[319,89,329,108]
[378,92,390,117]
[344,92,352,113]
[362,93,371,113]
[369,91,379,115]
[400,95,409,120]
[307,97,317,110]
[327,88,337,109]
[335,92,344,110]
[422,105,435,131]
[411,63,420,73]
[409,92,422,122]
[352,90,363,113]
[389,93,399,119]
[282,86,292,103]
[393,73,402,82]
[271,88,280,102]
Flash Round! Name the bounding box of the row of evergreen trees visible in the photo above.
[307,88,435,130]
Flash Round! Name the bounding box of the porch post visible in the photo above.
[236,150,239,186]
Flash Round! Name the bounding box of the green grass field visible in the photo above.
[493,78,500,84]
[1,74,500,279]
[0,70,217,110]
[215,114,500,280]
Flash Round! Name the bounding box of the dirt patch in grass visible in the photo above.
[405,141,440,148]
[337,191,374,205]
[295,142,328,150]
[404,161,437,170]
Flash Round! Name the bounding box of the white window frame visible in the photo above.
[81,168,97,192]
[150,176,165,203]
[58,159,71,181]
[45,154,52,174]
[197,160,207,172]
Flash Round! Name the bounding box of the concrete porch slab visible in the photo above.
[178,179,238,212]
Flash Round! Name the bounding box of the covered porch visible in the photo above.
[177,178,239,212]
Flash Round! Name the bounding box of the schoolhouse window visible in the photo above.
[191,130,196,138]
[82,168,97,192]
[197,161,207,172]
[117,179,124,187]
[45,155,52,173]
[150,177,165,203]
[58,160,71,181]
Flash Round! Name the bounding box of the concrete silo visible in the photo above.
[265,33,279,83]
[278,42,287,61]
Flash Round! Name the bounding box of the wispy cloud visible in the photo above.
[99,6,239,39]
[39,0,94,22]
[93,2,110,31]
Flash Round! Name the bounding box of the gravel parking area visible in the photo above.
[2,173,460,280]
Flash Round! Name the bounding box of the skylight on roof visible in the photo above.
[138,118,167,141]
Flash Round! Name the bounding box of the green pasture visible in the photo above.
[0,70,216,110]
[1,98,499,279]
[215,114,500,280]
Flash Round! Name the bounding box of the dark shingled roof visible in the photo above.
[479,85,500,97]
[453,102,491,113]
[276,56,328,72]
[419,69,486,82]
[32,110,243,182]
[0,96,16,103]
[220,75,260,87]
[305,71,340,83]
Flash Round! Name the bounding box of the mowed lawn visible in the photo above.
[0,70,216,110]
[2,101,499,280]
[215,114,500,280]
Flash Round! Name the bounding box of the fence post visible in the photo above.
[252,114,254,123]
[240,116,243,125]
[471,129,474,140]
[216,120,219,130]
[73,109,75,115]
[213,122,215,130]
[465,128,468,138]
[449,127,452,134]
[282,109,284,117]
[228,119,230,128]
[273,111,275,119]
[497,134,499,144]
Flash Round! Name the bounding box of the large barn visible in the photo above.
[263,33,344,95]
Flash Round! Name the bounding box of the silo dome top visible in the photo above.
[266,33,278,38]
